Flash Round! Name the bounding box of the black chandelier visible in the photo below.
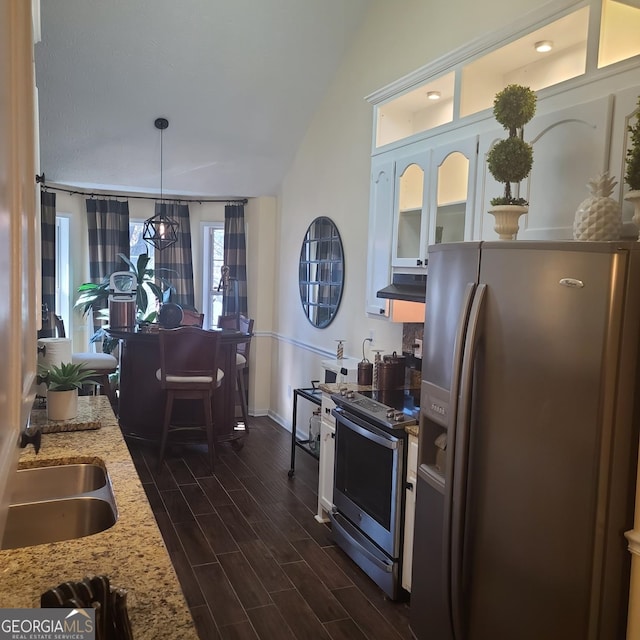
[143,117,179,251]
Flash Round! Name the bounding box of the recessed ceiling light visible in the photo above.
[427,91,441,101]
[535,40,553,53]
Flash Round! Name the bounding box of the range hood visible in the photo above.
[377,273,427,303]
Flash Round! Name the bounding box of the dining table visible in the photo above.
[107,327,250,449]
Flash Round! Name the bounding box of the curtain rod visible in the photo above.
[36,175,248,205]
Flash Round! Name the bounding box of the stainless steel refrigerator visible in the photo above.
[411,241,640,640]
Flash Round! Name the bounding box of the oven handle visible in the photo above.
[332,513,393,574]
[332,408,400,449]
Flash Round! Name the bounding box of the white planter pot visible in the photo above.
[625,190,640,237]
[47,389,78,421]
[488,205,528,240]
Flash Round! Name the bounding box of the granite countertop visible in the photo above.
[0,396,198,640]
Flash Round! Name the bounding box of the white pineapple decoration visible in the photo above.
[573,172,622,241]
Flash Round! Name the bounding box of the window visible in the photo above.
[202,223,224,330]
[55,215,70,331]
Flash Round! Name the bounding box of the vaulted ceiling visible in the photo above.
[35,0,371,198]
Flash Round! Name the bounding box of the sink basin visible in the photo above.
[9,463,108,504]
[1,462,117,550]
[1,496,117,549]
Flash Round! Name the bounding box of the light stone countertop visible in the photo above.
[0,396,198,640]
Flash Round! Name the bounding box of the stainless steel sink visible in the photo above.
[1,496,117,549]
[9,463,108,504]
[1,462,118,550]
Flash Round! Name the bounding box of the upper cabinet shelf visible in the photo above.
[369,0,640,151]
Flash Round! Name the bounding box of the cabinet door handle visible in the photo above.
[379,308,385,314]
[331,432,335,439]
[416,259,423,266]
[406,481,414,491]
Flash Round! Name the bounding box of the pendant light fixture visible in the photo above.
[143,117,179,250]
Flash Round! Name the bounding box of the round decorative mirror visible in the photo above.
[299,216,344,328]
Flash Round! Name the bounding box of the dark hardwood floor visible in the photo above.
[125,415,413,640]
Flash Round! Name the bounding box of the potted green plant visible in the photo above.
[486,84,537,239]
[624,95,640,230]
[75,253,175,352]
[37,362,97,421]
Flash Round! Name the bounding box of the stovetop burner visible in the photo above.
[331,388,420,430]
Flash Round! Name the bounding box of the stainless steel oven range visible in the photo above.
[330,388,418,600]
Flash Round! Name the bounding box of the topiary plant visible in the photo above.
[625,96,640,192]
[486,84,537,206]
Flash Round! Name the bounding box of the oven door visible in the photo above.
[332,407,405,559]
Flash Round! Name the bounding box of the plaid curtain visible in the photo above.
[223,203,248,316]
[40,190,56,317]
[86,198,130,281]
[154,202,195,308]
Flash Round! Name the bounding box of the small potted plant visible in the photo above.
[624,95,640,230]
[486,84,537,239]
[37,362,97,421]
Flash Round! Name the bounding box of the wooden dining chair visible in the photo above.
[156,326,224,473]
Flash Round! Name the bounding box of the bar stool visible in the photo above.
[217,314,254,431]
[156,326,224,473]
[54,315,118,406]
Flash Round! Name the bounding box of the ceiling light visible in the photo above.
[535,40,553,53]
[427,91,441,101]
[143,117,179,251]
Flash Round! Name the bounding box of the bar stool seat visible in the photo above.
[72,352,118,404]
[51,315,118,405]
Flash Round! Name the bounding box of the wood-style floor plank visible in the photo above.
[194,562,248,628]
[282,560,350,623]
[217,550,272,609]
[130,415,413,640]
[246,604,297,640]
[181,483,216,516]
[270,589,332,640]
[197,512,239,555]
[236,539,294,594]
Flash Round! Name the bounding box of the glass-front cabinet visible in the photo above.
[392,146,429,268]
[390,137,477,270]
[429,137,477,247]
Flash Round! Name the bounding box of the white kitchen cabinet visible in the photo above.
[402,434,418,592]
[391,143,430,269]
[365,155,395,317]
[428,137,478,246]
[316,392,336,523]
[366,135,478,313]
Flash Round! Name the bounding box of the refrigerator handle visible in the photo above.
[442,282,477,639]
[450,283,486,640]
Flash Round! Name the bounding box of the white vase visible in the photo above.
[625,190,640,237]
[488,205,528,240]
[47,389,78,421]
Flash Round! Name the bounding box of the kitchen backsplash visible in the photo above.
[403,322,424,388]
[402,323,424,356]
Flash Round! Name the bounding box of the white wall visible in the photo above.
[271,0,551,427]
